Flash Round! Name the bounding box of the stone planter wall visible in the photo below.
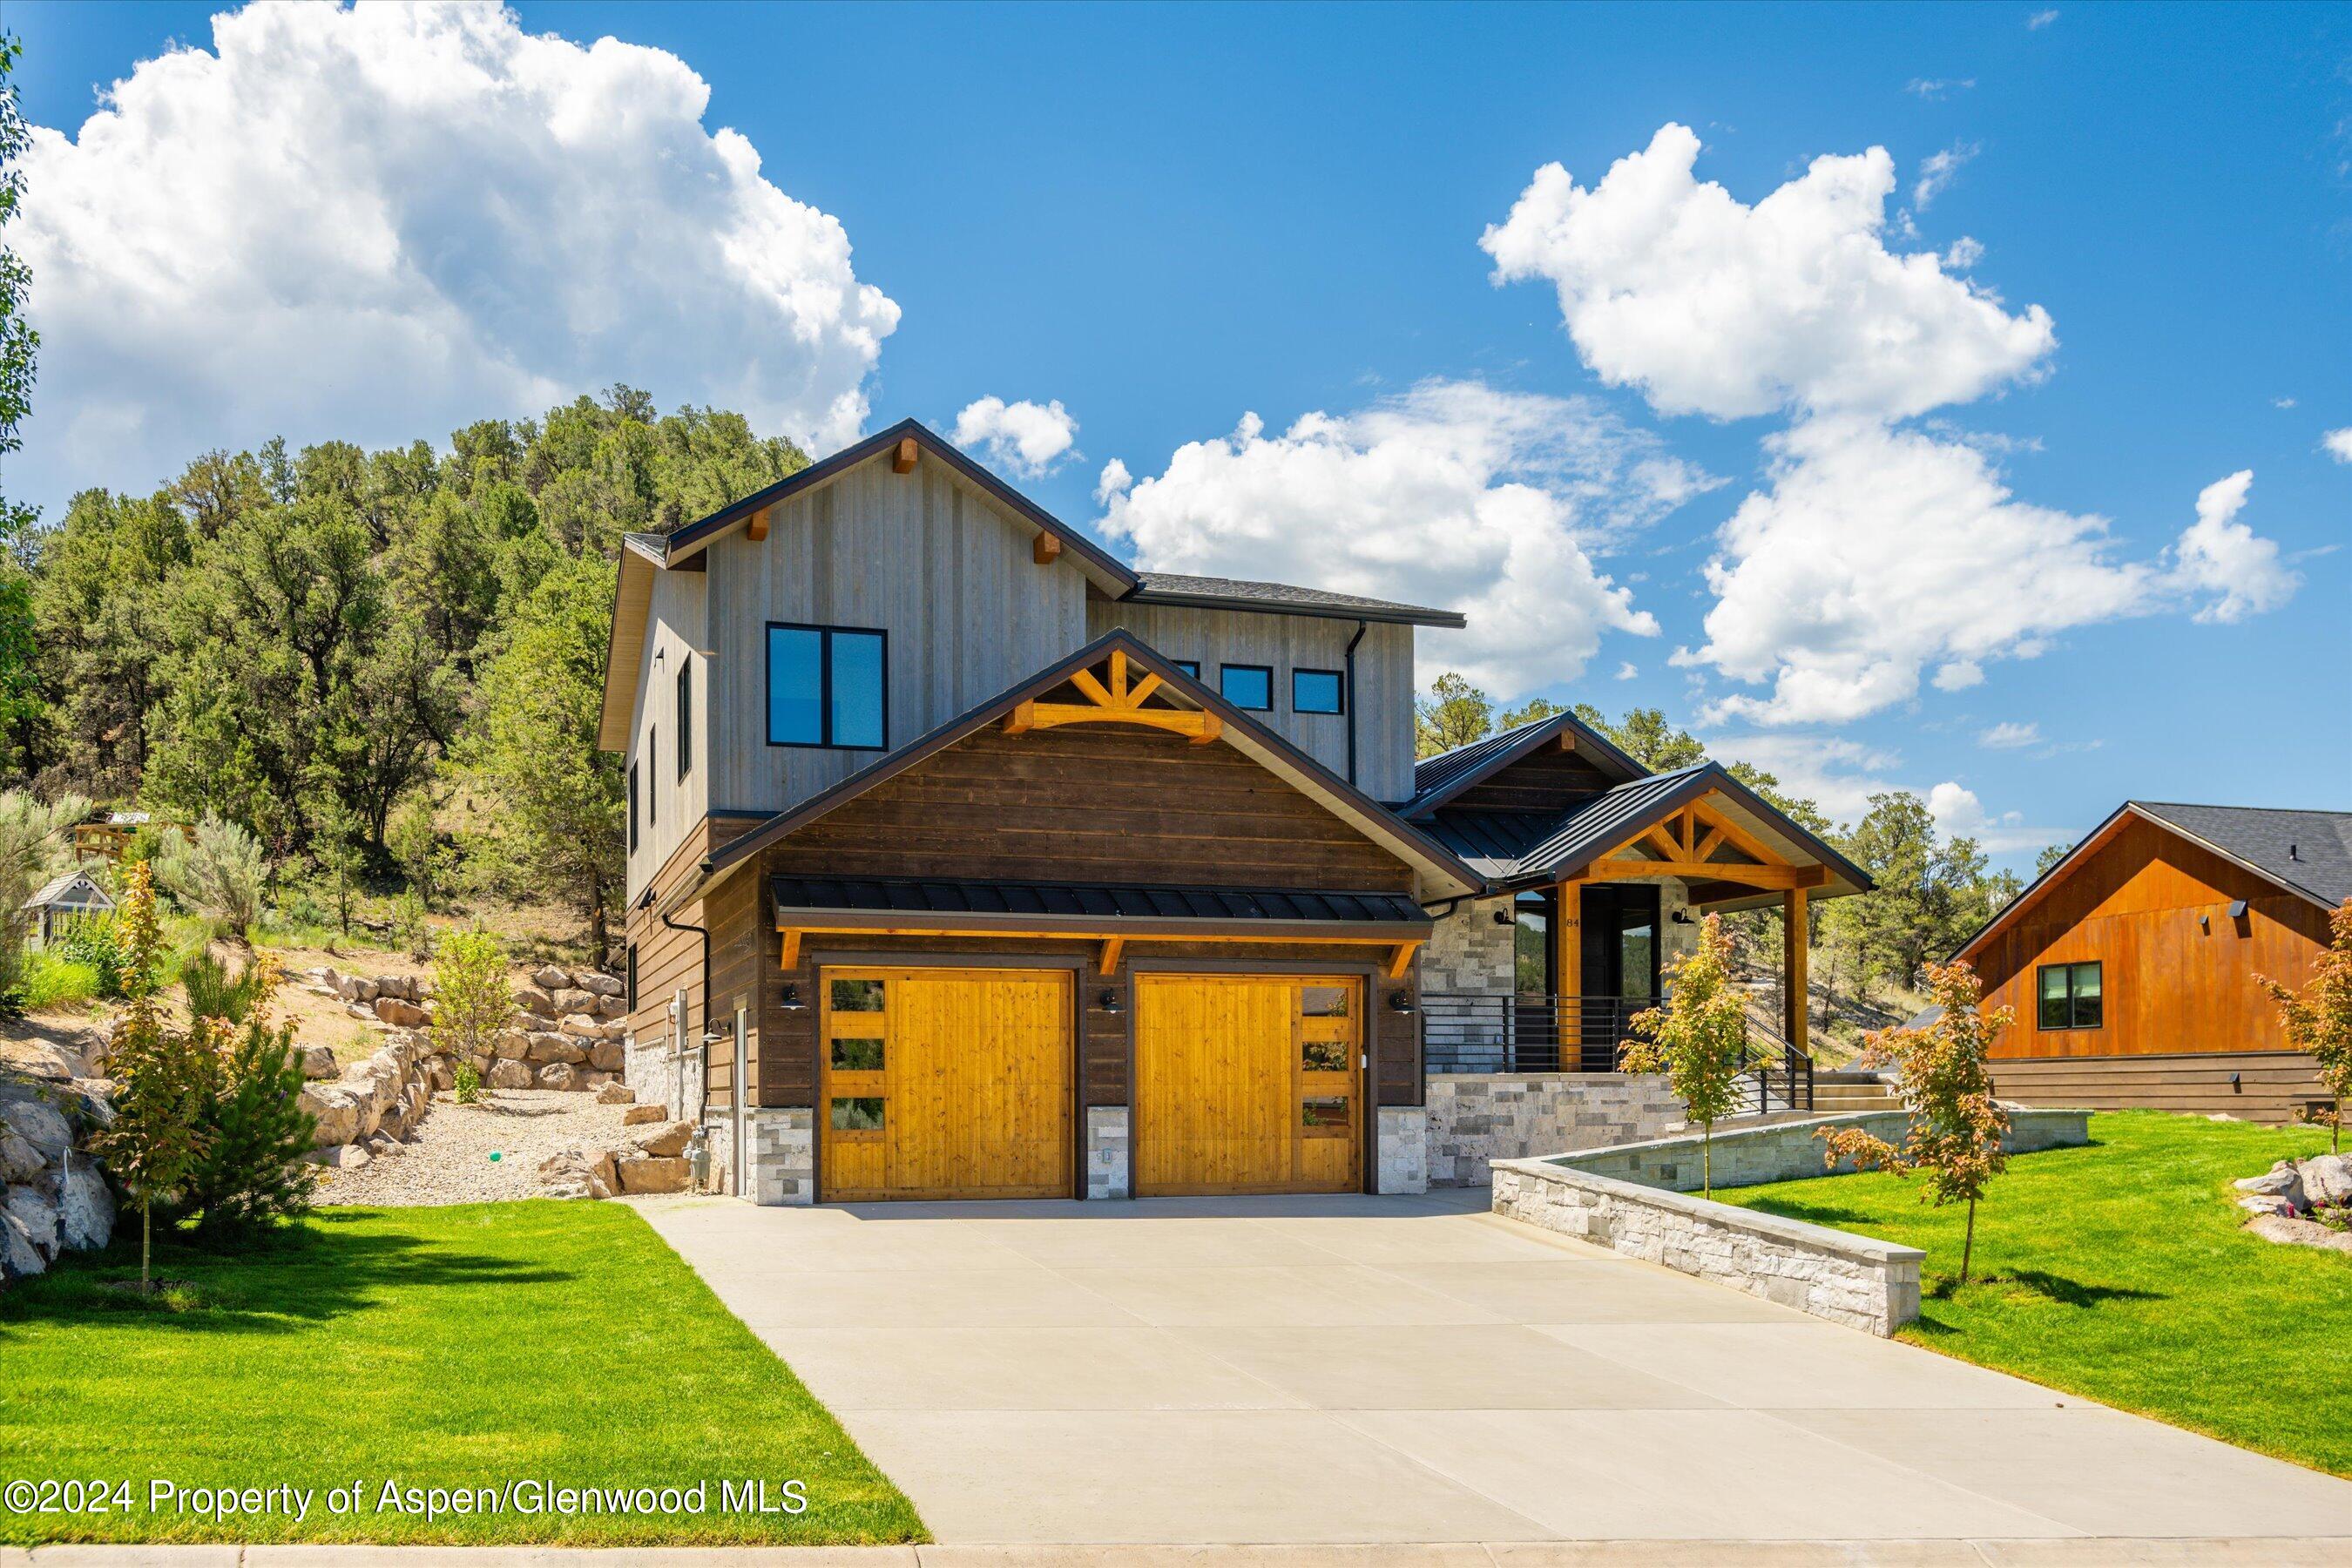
[1490,1106,2093,1335]
[1423,1072,1685,1187]
[0,1054,116,1285]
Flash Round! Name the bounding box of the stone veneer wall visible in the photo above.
[1490,1106,2092,1335]
[726,1107,813,1206]
[1423,895,1517,995]
[1086,1106,1131,1200]
[1375,1106,1428,1194]
[1491,1158,1926,1335]
[1424,1073,1684,1187]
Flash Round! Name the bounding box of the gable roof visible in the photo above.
[673,629,1484,914]
[1128,572,1465,629]
[1955,800,2352,963]
[1406,710,1648,816]
[662,417,1139,595]
[24,872,112,911]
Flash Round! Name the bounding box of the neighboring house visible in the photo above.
[599,419,1867,1205]
[1956,801,2350,1125]
[23,871,114,949]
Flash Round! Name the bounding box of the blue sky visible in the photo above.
[11,2,2348,861]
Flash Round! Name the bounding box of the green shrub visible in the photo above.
[155,817,268,942]
[179,949,268,1024]
[163,1006,318,1241]
[453,1061,482,1104]
[17,950,101,1010]
[49,913,132,999]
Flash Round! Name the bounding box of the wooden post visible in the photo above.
[1554,880,1581,1070]
[1783,885,1809,1058]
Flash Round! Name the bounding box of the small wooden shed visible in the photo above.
[22,871,115,948]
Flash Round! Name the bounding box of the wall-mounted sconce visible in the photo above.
[1388,990,1417,1016]
[1671,909,1694,925]
[2228,900,2247,920]
[1097,989,1124,1015]
[2228,1071,2242,1092]
[777,983,805,1011]
[1492,909,1514,926]
[2200,913,2210,931]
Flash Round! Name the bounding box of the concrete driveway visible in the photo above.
[640,1190,2352,1550]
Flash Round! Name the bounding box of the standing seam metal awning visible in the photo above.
[771,875,1430,929]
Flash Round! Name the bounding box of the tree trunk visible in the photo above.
[140,1202,152,1294]
[1702,1121,1713,1199]
[1960,1197,1977,1284]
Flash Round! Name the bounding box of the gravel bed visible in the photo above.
[315,1088,640,1206]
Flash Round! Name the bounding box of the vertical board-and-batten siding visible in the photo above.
[623,569,710,902]
[1974,814,2329,1061]
[1086,602,1416,802]
[701,457,1090,827]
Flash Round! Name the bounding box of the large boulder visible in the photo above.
[537,1149,594,1199]
[374,997,429,1028]
[587,1150,618,1200]
[592,995,627,1020]
[299,1045,340,1080]
[527,1034,587,1065]
[297,1082,367,1149]
[337,974,379,1004]
[615,1153,690,1194]
[513,984,558,1018]
[2298,1153,2352,1209]
[2235,1162,2307,1206]
[577,972,625,999]
[550,988,598,1017]
[537,1062,581,1092]
[558,1012,604,1040]
[621,1103,668,1126]
[0,1125,44,1184]
[487,1059,533,1090]
[532,965,573,993]
[627,1119,695,1159]
[595,1080,636,1105]
[5,1184,60,1259]
[0,1207,44,1281]
[492,1030,532,1061]
[57,1161,114,1253]
[0,1096,73,1166]
[588,1040,625,1072]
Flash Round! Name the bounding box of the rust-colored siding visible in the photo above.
[1973,814,2328,1063]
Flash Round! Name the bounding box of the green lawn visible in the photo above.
[0,1202,925,1546]
[1718,1111,2351,1477]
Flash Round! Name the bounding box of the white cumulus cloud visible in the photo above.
[1679,421,2291,726]
[1095,380,1716,694]
[1708,732,2053,852]
[951,396,1079,477]
[1979,721,2040,749]
[1912,141,1979,211]
[2323,428,2352,463]
[15,1,899,509]
[1479,123,2055,422]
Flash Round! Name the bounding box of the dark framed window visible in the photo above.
[646,727,657,824]
[1293,668,1343,714]
[2037,961,2103,1030]
[1220,663,1273,711]
[1171,659,1201,681]
[676,659,693,781]
[767,623,888,749]
[627,763,639,853]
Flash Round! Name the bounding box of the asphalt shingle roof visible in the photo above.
[2131,802,2352,908]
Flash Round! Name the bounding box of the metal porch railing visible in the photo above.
[1422,990,1813,1114]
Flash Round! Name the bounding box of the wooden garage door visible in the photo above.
[1134,975,1362,1197]
[820,967,1073,1200]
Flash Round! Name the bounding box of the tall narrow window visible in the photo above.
[625,943,638,1010]
[767,623,888,749]
[646,726,658,824]
[627,763,639,853]
[2036,961,2104,1030]
[676,659,693,781]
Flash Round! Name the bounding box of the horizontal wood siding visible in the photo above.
[703,455,1090,822]
[1449,746,1618,813]
[702,855,765,1112]
[1975,815,2328,1060]
[1988,1051,2333,1126]
[1086,603,1416,801]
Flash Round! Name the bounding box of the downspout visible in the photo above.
[1342,619,1368,787]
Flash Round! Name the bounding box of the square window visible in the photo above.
[1220,664,1272,710]
[829,977,885,1012]
[1171,659,1201,680]
[1302,1039,1350,1071]
[830,1097,885,1132]
[768,624,886,749]
[2036,961,2103,1031]
[1301,984,1351,1017]
[1293,668,1343,714]
[831,1037,884,1071]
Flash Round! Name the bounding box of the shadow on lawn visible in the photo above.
[0,1211,574,1338]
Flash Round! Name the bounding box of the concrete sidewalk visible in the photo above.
[636,1191,2352,1551]
[11,1543,2352,1565]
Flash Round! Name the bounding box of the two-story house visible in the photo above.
[599,419,1868,1205]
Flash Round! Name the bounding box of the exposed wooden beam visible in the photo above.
[1098,936,1125,977]
[1578,859,1828,889]
[1067,666,1119,708]
[1189,710,1222,747]
[778,927,802,972]
[892,436,919,475]
[1385,940,1423,980]
[1687,797,1786,868]
[1555,880,1581,1064]
[1692,825,1727,862]
[1017,702,1217,740]
[1558,732,1578,753]
[745,505,770,543]
[1003,699,1037,737]
[1033,531,1062,565]
[1784,885,1810,1058]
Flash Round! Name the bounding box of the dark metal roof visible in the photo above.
[1407,711,1648,815]
[772,875,1429,927]
[2129,802,2352,908]
[1127,572,1466,629]
[1420,810,1561,881]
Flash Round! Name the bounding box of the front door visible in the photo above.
[818,967,1074,1200]
[1133,975,1362,1196]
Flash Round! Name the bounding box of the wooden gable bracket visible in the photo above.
[1033,531,1062,565]
[1002,649,1222,744]
[892,436,919,475]
[1097,936,1125,977]
[778,927,803,972]
[1385,939,1423,980]
[1574,792,1831,891]
[746,504,771,543]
